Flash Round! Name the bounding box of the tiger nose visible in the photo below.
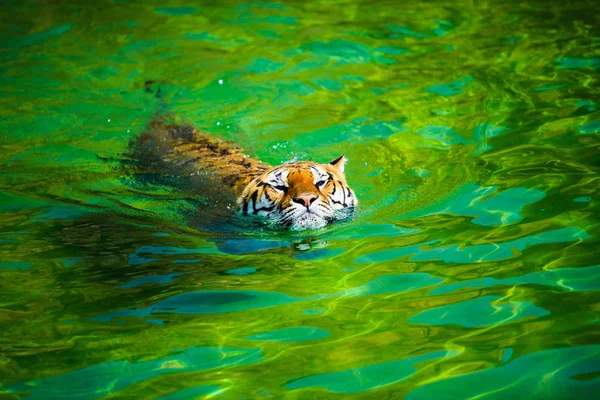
[293,193,318,207]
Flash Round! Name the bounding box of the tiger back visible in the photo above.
[128,117,357,230]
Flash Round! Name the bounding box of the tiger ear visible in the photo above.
[330,154,347,173]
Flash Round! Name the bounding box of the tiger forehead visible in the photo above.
[266,163,327,183]
[288,168,322,182]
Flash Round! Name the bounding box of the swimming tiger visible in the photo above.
[128,116,357,230]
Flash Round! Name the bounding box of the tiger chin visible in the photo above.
[128,117,358,231]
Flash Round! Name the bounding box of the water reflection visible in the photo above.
[92,290,299,322]
[9,346,261,400]
[432,265,600,294]
[287,350,456,394]
[94,272,441,322]
[120,273,183,289]
[1,0,599,398]
[355,227,589,263]
[406,346,600,400]
[409,295,550,328]
[246,326,330,342]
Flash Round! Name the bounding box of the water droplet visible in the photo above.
[107,119,111,123]
[217,121,221,126]
[218,79,223,85]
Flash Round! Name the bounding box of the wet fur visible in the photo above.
[128,117,357,230]
[128,117,268,197]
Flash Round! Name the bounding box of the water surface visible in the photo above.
[1,0,599,398]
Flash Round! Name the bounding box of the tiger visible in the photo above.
[129,116,358,231]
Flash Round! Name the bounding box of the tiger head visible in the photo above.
[238,155,358,230]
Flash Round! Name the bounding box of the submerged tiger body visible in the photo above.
[129,118,357,230]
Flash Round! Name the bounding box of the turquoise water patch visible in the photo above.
[409,168,430,178]
[8,347,260,400]
[32,206,88,221]
[155,7,197,16]
[574,99,595,107]
[500,348,513,363]
[287,350,452,393]
[368,167,383,176]
[92,290,300,322]
[356,227,589,264]
[294,248,344,260]
[128,243,226,265]
[303,39,371,61]
[0,231,25,244]
[409,296,550,327]
[128,254,157,265]
[375,46,409,55]
[236,2,286,10]
[433,20,454,36]
[339,273,442,297]
[313,79,345,91]
[302,308,326,315]
[5,24,72,47]
[372,84,407,94]
[157,385,221,400]
[431,265,600,294]
[61,257,83,268]
[238,14,297,25]
[410,227,589,263]
[296,119,407,147]
[401,184,545,226]
[534,83,568,92]
[0,262,33,270]
[214,238,289,254]
[246,326,330,342]
[473,122,508,152]
[246,58,284,73]
[133,245,224,257]
[185,32,219,41]
[120,273,183,289]
[257,29,282,39]
[578,121,600,134]
[342,75,366,82]
[386,25,429,39]
[356,120,408,138]
[297,39,394,64]
[406,346,600,400]
[227,267,257,275]
[354,241,437,263]
[449,185,545,225]
[505,36,522,42]
[555,57,600,70]
[417,125,466,147]
[425,76,473,96]
[330,223,420,239]
[94,273,441,322]
[417,121,508,152]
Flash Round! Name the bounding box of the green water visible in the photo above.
[1,0,599,398]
